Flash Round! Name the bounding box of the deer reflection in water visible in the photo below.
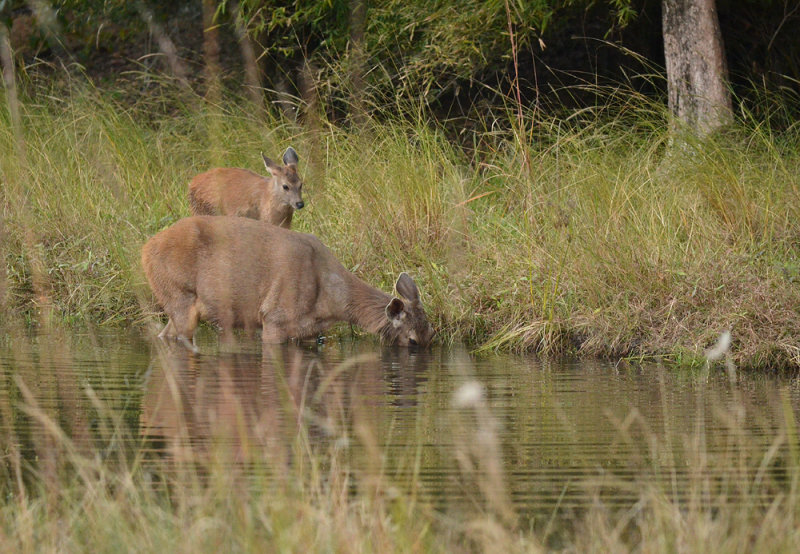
[139,342,432,469]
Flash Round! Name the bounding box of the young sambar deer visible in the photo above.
[188,147,304,228]
[141,216,434,351]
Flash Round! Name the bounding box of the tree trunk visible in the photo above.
[662,0,733,135]
[0,25,13,312]
[231,1,265,118]
[202,0,222,102]
[0,24,22,158]
[300,61,325,191]
[135,2,191,89]
[202,0,223,166]
[348,0,367,126]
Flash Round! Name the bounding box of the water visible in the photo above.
[1,327,798,537]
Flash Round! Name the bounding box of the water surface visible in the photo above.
[1,328,797,538]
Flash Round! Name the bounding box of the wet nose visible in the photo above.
[295,201,305,209]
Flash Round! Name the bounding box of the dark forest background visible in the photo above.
[2,0,798,125]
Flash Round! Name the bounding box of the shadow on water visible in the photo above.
[2,326,800,545]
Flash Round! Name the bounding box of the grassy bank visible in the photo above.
[1,75,799,369]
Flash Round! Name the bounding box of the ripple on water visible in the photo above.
[0,328,797,531]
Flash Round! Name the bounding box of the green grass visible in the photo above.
[2,72,800,369]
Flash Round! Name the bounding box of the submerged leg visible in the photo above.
[218,327,237,351]
[166,295,201,354]
[261,323,288,344]
[217,308,237,350]
[177,335,199,354]
[158,319,175,339]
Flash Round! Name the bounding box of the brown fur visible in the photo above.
[187,148,304,228]
[141,216,434,350]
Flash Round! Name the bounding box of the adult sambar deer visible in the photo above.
[188,147,304,228]
[141,216,434,352]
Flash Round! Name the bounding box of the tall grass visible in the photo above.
[1,70,800,368]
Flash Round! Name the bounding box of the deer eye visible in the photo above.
[409,338,418,346]
[282,185,289,190]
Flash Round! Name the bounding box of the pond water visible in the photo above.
[1,328,798,540]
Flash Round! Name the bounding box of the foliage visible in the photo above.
[223,0,351,58]
[218,0,635,100]
[362,0,555,97]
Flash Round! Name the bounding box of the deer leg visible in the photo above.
[261,323,288,344]
[166,296,200,354]
[217,309,236,350]
[178,336,199,354]
[218,327,237,351]
[158,319,176,338]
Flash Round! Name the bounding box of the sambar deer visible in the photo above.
[141,216,434,351]
[188,147,304,228]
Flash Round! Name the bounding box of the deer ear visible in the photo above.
[395,272,420,303]
[385,298,405,321]
[262,152,279,174]
[282,146,299,166]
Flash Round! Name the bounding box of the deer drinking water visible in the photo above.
[141,216,434,351]
[188,147,304,228]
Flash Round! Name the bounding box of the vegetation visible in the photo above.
[3,1,799,124]
[1,68,799,369]
[1,3,798,553]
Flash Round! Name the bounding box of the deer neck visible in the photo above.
[345,276,395,339]
[262,196,294,228]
